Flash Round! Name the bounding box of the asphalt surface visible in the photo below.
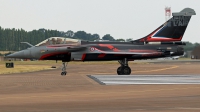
[0,61,200,112]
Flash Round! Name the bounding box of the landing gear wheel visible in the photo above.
[121,66,131,75]
[61,62,68,76]
[117,58,132,75]
[61,72,67,76]
[117,66,131,75]
[117,67,122,75]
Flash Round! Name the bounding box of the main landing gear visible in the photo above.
[117,58,131,75]
[61,62,67,76]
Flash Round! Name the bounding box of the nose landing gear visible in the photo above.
[117,58,131,75]
[61,62,67,76]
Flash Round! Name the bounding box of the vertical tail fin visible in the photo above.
[133,8,196,42]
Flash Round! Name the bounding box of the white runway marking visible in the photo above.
[88,75,200,85]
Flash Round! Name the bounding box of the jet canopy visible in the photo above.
[35,37,80,46]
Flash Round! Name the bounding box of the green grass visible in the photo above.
[0,60,150,75]
[2,60,59,65]
[0,60,59,74]
[0,64,54,74]
[0,51,14,54]
[178,57,191,60]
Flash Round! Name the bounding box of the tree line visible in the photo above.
[0,27,118,51]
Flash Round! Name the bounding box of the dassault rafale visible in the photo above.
[6,8,196,75]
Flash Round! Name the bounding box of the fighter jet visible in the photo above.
[6,8,196,75]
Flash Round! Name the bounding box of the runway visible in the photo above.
[89,75,200,85]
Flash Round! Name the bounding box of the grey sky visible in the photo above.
[0,0,199,43]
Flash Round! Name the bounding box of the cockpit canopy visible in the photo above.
[35,37,81,46]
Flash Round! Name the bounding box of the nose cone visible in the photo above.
[6,51,24,58]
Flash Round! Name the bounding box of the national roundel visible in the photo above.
[90,47,95,52]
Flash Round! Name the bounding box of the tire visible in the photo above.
[117,67,123,75]
[121,66,131,75]
[61,72,64,76]
[61,72,67,76]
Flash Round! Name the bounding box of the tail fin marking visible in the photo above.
[132,8,196,42]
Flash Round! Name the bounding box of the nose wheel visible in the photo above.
[61,71,67,76]
[61,62,68,76]
[117,58,131,75]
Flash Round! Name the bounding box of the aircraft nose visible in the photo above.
[6,51,24,58]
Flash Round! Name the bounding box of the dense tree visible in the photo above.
[0,27,105,51]
[92,34,100,40]
[74,31,100,41]
[126,38,133,42]
[0,28,64,51]
[116,38,125,42]
[102,34,115,41]
[183,42,199,51]
[74,31,88,40]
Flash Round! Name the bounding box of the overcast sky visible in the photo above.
[0,0,199,43]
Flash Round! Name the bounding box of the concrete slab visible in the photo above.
[88,75,200,85]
